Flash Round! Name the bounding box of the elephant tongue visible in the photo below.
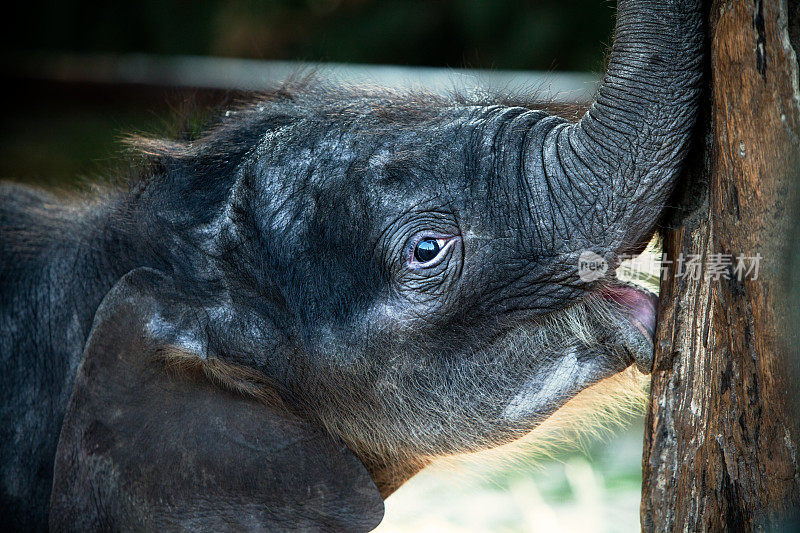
[600,284,658,373]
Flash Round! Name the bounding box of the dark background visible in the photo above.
[1,0,614,184]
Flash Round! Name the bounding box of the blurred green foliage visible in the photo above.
[2,1,615,183]
[380,421,646,532]
[7,0,615,72]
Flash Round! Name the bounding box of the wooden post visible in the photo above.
[641,1,800,530]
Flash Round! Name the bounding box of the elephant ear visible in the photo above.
[49,268,384,532]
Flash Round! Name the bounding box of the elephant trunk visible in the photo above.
[524,0,703,259]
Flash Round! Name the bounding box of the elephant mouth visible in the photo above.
[599,283,658,373]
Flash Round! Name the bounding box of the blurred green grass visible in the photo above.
[378,419,645,533]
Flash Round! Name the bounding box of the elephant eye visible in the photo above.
[411,237,452,268]
[414,238,441,263]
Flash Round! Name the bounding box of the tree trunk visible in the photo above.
[640,1,800,531]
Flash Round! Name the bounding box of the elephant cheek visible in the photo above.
[501,347,627,424]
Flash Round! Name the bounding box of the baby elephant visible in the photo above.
[0,0,702,530]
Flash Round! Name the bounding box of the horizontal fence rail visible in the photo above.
[5,54,600,104]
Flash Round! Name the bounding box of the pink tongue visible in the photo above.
[601,286,658,337]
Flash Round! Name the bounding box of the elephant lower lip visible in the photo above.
[599,284,659,372]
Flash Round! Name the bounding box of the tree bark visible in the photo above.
[641,1,800,531]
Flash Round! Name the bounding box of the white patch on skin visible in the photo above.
[146,313,206,355]
[198,202,233,242]
[267,209,291,233]
[205,292,234,323]
[247,320,268,342]
[502,348,595,421]
[206,306,234,326]
[146,313,174,338]
[176,332,204,355]
[368,149,391,168]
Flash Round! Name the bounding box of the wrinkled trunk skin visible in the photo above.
[641,1,800,531]
[530,0,703,257]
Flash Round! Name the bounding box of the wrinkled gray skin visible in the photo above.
[0,0,703,530]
